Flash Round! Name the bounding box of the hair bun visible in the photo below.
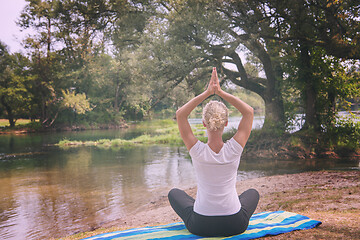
[202,100,228,131]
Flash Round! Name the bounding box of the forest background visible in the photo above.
[0,0,359,155]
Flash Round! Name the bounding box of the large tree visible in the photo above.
[160,0,359,132]
[161,0,286,129]
[258,0,360,130]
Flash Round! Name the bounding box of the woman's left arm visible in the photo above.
[176,68,216,150]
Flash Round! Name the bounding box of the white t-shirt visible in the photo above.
[189,137,243,216]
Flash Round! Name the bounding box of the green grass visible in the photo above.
[58,133,184,148]
[56,119,220,149]
[0,119,34,127]
[0,119,42,132]
[56,119,240,149]
[57,119,190,148]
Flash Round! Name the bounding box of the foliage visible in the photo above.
[161,0,287,129]
[264,0,360,60]
[326,118,360,151]
[0,42,34,127]
[285,44,360,132]
[226,86,265,115]
[61,89,92,114]
[311,50,359,131]
[129,16,210,114]
[0,0,359,151]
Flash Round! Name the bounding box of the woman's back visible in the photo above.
[190,138,243,216]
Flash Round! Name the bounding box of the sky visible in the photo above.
[0,0,29,53]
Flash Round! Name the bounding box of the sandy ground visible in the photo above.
[63,170,360,239]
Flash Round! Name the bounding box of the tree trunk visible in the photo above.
[40,95,47,124]
[1,96,15,127]
[47,18,51,59]
[114,81,120,112]
[299,44,319,131]
[304,84,317,130]
[7,111,15,128]
[261,56,285,130]
[263,95,285,129]
[225,49,285,130]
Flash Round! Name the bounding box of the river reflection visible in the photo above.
[0,143,196,239]
[0,122,358,239]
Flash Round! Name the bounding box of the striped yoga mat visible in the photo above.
[82,211,321,240]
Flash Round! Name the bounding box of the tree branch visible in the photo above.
[222,67,265,97]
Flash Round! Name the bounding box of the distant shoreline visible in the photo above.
[58,170,360,240]
[0,120,129,135]
[2,118,359,161]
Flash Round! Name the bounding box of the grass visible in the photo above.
[0,119,42,132]
[59,133,185,148]
[56,120,251,149]
[0,119,34,127]
[56,119,244,148]
[57,119,207,148]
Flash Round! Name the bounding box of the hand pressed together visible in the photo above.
[206,67,222,95]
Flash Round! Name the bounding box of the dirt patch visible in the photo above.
[60,170,360,240]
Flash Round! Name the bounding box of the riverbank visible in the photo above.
[0,119,129,135]
[54,120,359,160]
[2,118,359,160]
[59,170,360,240]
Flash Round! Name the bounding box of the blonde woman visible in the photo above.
[168,67,259,237]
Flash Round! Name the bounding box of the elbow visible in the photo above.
[175,109,181,118]
[246,106,254,118]
[176,106,191,120]
[175,108,183,120]
[249,106,254,115]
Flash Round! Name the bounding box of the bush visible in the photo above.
[326,118,360,151]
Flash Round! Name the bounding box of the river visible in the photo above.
[0,117,358,239]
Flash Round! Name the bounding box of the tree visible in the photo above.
[86,52,137,118]
[128,16,213,114]
[0,42,33,127]
[295,47,359,131]
[263,0,360,60]
[160,0,286,129]
[259,0,360,130]
[18,0,159,124]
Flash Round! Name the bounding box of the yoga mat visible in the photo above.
[82,211,322,240]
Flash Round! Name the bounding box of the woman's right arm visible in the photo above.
[176,68,216,151]
[212,68,254,148]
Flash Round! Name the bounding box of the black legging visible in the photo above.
[168,188,260,237]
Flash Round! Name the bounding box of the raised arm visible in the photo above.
[176,68,217,150]
[213,69,254,148]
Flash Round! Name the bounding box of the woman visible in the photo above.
[168,67,259,237]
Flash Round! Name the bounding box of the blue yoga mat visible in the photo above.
[82,211,321,240]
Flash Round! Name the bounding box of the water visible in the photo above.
[0,132,195,239]
[189,115,266,132]
[0,119,358,239]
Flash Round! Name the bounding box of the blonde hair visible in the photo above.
[202,100,228,131]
